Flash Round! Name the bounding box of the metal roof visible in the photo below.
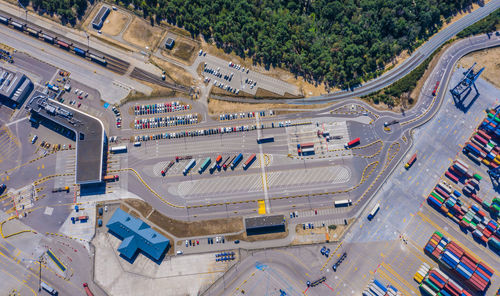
[106,208,169,261]
[245,215,285,229]
[27,92,105,184]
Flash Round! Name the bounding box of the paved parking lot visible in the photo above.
[195,53,300,96]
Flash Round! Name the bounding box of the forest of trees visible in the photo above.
[23,0,486,88]
[19,0,88,24]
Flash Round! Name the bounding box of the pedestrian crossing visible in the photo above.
[54,151,76,187]
[174,165,351,197]
[0,126,20,163]
[294,206,351,227]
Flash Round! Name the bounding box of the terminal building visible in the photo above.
[92,6,110,30]
[245,215,286,236]
[0,67,33,108]
[27,92,106,184]
[107,208,170,262]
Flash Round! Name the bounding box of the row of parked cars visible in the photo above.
[133,120,295,142]
[219,110,274,121]
[133,102,189,115]
[134,114,199,130]
[228,61,250,74]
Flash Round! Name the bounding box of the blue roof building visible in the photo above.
[106,208,169,262]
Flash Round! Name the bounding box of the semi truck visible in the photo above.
[161,160,175,176]
[110,145,127,154]
[231,153,243,170]
[198,157,211,174]
[176,155,193,162]
[334,199,352,207]
[257,137,274,144]
[183,159,196,175]
[103,175,119,182]
[367,203,380,220]
[221,156,231,170]
[432,81,440,96]
[243,154,256,170]
[41,282,57,295]
[52,186,69,193]
[405,153,417,169]
[345,138,360,148]
[297,142,314,155]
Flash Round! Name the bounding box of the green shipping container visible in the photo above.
[431,192,444,203]
[473,173,482,181]
[434,231,443,238]
[425,278,439,292]
[492,204,500,212]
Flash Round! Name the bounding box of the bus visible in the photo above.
[41,282,58,295]
[367,203,380,220]
[110,145,127,154]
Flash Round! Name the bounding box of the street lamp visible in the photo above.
[84,31,90,52]
[16,0,27,23]
[21,255,45,292]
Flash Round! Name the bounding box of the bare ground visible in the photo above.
[123,17,163,49]
[459,47,500,89]
[101,10,129,36]
[162,38,200,64]
[207,98,333,116]
[151,56,194,86]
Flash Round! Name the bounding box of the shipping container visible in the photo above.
[257,137,274,144]
[367,203,380,220]
[405,153,417,169]
[25,27,39,37]
[103,175,119,182]
[198,157,211,174]
[89,53,107,65]
[73,47,86,57]
[56,39,70,49]
[0,16,9,25]
[231,153,243,170]
[243,154,256,170]
[183,159,196,175]
[42,33,54,43]
[334,199,352,207]
[11,21,24,31]
[345,137,360,148]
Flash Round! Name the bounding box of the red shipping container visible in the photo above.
[483,229,491,238]
[446,244,464,258]
[478,130,492,141]
[461,251,477,265]
[476,265,491,280]
[477,210,486,217]
[460,256,476,271]
[444,283,460,296]
[480,235,488,244]
[428,273,445,289]
[432,248,441,258]
[449,241,465,252]
[491,162,499,169]
[470,273,487,290]
[471,194,483,204]
[462,290,472,296]
[445,282,462,294]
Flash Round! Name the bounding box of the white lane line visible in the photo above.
[256,113,270,213]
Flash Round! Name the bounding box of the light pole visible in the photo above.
[17,0,27,23]
[84,31,90,52]
[22,255,45,292]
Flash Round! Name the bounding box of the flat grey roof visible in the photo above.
[245,215,284,229]
[28,92,105,184]
[0,67,25,100]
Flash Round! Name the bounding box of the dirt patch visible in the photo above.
[161,38,200,64]
[124,199,152,217]
[151,56,194,86]
[121,199,243,238]
[89,31,136,52]
[0,43,14,52]
[101,10,129,36]
[459,47,500,89]
[207,98,332,116]
[123,17,163,49]
[226,229,288,242]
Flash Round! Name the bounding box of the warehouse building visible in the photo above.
[245,215,286,236]
[107,208,170,262]
[92,6,110,30]
[27,92,107,184]
[0,67,33,108]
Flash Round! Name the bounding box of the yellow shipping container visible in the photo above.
[413,273,423,283]
[494,158,500,165]
[447,212,454,218]
[482,159,490,166]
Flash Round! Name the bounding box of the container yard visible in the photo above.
[414,264,475,296]
[424,231,494,293]
[362,278,402,296]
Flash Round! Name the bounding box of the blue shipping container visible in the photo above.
[74,47,86,56]
[453,190,461,197]
[477,263,493,277]
[372,279,387,292]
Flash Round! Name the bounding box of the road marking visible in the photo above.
[255,113,270,213]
